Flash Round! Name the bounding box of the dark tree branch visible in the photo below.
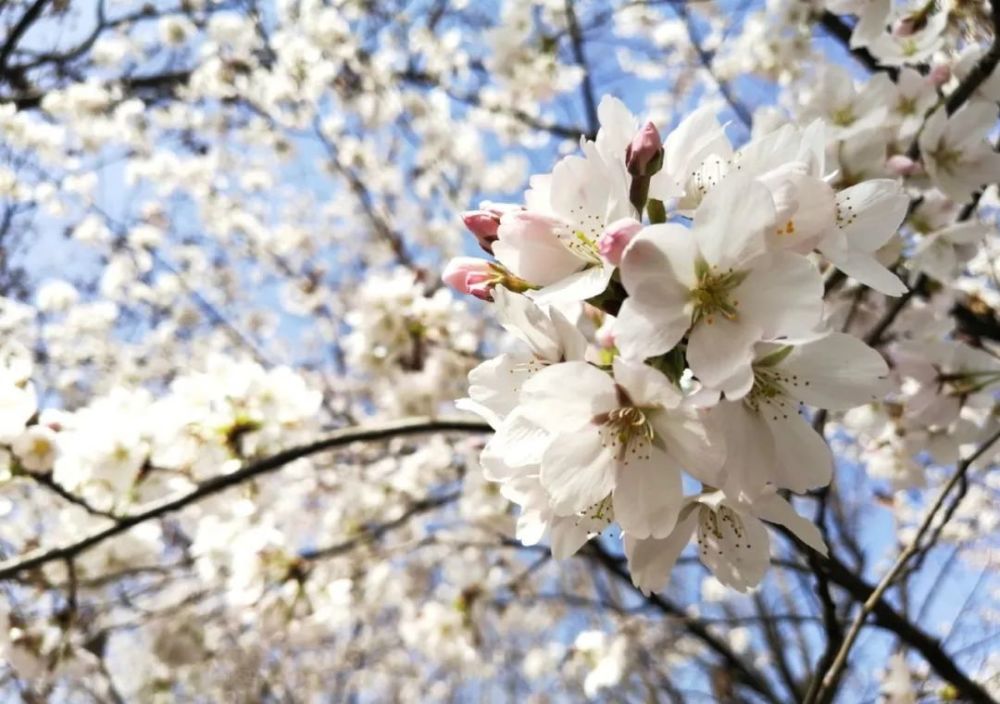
[0,0,51,77]
[586,541,784,704]
[564,0,600,139]
[0,417,490,581]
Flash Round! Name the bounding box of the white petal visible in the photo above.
[623,507,699,594]
[531,264,614,305]
[612,356,682,408]
[540,426,616,515]
[778,332,891,410]
[697,504,771,593]
[493,287,561,361]
[824,248,907,296]
[550,151,625,241]
[465,353,529,422]
[620,223,699,291]
[762,403,834,493]
[613,294,690,361]
[694,172,774,267]
[712,401,779,496]
[613,445,683,539]
[738,251,824,339]
[687,316,759,394]
[653,105,733,201]
[652,407,727,486]
[520,362,615,433]
[494,213,583,286]
[486,409,552,469]
[596,95,637,167]
[749,491,828,556]
[550,516,597,559]
[835,180,908,252]
[455,397,501,430]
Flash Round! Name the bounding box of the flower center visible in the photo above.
[697,504,754,554]
[743,352,804,422]
[831,106,856,127]
[557,227,602,265]
[690,260,748,326]
[928,143,963,173]
[594,401,655,466]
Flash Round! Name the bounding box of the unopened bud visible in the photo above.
[443,257,495,301]
[929,63,951,86]
[597,218,642,266]
[625,121,664,177]
[442,258,532,301]
[886,154,923,177]
[462,209,502,254]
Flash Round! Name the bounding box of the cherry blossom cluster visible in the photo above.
[448,96,911,592]
[0,0,999,699]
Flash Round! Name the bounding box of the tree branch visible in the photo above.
[809,427,1000,702]
[586,540,784,704]
[0,417,490,582]
[564,0,600,139]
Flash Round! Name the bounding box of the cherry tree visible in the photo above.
[0,0,999,701]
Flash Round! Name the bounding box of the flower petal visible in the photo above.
[762,403,834,493]
[738,251,824,339]
[778,332,891,410]
[623,506,699,595]
[749,490,828,556]
[697,504,770,593]
[694,171,774,267]
[613,445,683,539]
[520,362,615,433]
[540,426,616,516]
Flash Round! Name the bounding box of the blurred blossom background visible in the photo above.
[0,0,998,702]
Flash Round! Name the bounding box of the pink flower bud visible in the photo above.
[597,218,642,266]
[886,154,923,177]
[443,257,495,300]
[625,121,664,176]
[929,63,951,86]
[462,210,501,254]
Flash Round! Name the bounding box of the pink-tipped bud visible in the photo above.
[892,16,917,37]
[462,210,502,254]
[443,257,495,301]
[625,121,664,176]
[886,154,923,177]
[929,63,951,86]
[597,218,642,266]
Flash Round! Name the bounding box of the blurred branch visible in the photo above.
[673,0,753,128]
[0,417,490,582]
[27,472,120,521]
[0,0,51,76]
[564,0,600,139]
[803,427,1000,704]
[944,0,1000,116]
[586,540,785,704]
[298,491,461,562]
